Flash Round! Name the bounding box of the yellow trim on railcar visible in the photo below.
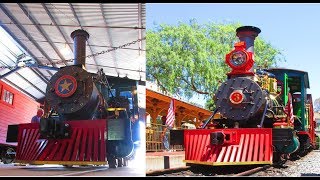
[107,108,126,111]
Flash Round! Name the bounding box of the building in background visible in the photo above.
[0,80,40,163]
[315,112,320,134]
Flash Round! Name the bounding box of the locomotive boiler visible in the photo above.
[6,29,137,168]
[170,26,317,167]
[42,30,101,124]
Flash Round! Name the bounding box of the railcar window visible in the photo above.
[120,90,132,98]
[120,90,133,110]
[1,89,14,105]
[288,77,301,92]
[109,89,116,97]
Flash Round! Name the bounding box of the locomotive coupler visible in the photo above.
[210,132,225,145]
[40,117,71,139]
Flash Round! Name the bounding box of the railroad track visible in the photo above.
[146,150,305,177]
[146,164,274,177]
[146,166,192,176]
[232,165,271,176]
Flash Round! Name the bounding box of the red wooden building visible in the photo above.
[0,80,40,152]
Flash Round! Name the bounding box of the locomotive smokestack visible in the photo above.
[236,26,261,54]
[70,29,90,68]
[236,26,261,73]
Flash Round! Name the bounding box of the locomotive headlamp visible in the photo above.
[230,51,247,67]
[225,41,254,76]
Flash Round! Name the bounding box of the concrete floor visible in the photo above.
[0,157,145,177]
[0,146,146,177]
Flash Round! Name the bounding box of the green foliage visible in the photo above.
[205,98,215,111]
[147,19,284,108]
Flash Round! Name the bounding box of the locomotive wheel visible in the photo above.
[291,137,313,159]
[115,141,135,158]
[107,140,134,159]
[298,148,308,157]
[273,153,288,168]
[297,136,311,157]
[123,158,128,166]
[1,147,15,164]
[108,155,117,168]
[289,153,301,161]
[117,158,123,167]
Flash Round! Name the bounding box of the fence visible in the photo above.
[146,123,184,152]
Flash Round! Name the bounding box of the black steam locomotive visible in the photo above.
[170,26,317,167]
[6,29,144,168]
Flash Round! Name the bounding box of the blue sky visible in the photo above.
[147,3,320,106]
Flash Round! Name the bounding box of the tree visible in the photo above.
[147,19,284,108]
[205,98,215,111]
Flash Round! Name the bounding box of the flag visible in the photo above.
[284,93,294,125]
[166,99,175,128]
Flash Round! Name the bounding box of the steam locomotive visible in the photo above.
[170,26,317,167]
[6,29,144,168]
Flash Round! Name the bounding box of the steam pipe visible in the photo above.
[259,99,269,128]
[202,109,218,129]
[70,29,90,68]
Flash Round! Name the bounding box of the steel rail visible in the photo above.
[146,166,191,176]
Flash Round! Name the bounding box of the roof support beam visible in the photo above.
[0,4,57,69]
[0,22,145,29]
[100,3,119,75]
[15,72,46,95]
[18,4,68,66]
[42,3,74,64]
[0,67,20,80]
[0,5,53,80]
[0,26,50,84]
[0,60,50,93]
[69,3,99,72]
[29,64,59,71]
[138,3,143,56]
[0,49,16,64]
[2,78,38,101]
[0,65,46,98]
[0,59,7,66]
[29,67,51,84]
[0,40,18,60]
[5,38,145,51]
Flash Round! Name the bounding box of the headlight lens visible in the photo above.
[230,51,246,67]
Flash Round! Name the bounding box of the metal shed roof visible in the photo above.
[0,3,146,101]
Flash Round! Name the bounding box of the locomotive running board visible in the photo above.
[182,128,273,166]
[15,120,107,165]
